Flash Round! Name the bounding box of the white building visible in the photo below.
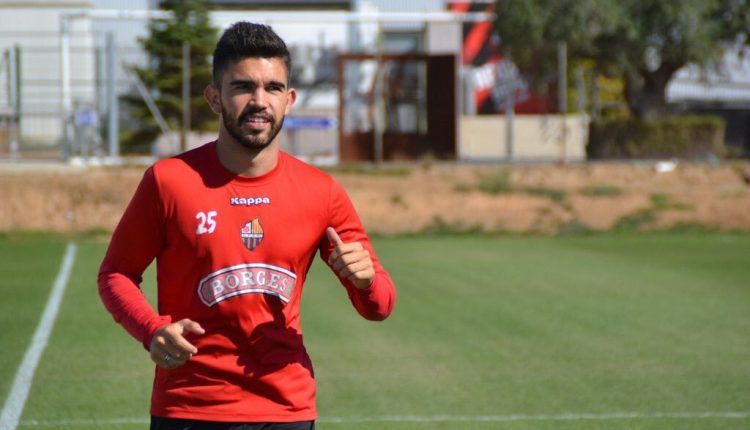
[0,0,96,148]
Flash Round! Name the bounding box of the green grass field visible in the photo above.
[1,232,749,429]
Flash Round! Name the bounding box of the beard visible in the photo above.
[221,103,285,150]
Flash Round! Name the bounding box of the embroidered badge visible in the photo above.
[240,217,264,251]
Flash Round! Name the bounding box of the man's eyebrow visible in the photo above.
[227,79,287,89]
[267,80,288,89]
[228,79,255,86]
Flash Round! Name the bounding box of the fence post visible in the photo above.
[503,61,517,161]
[106,32,119,160]
[181,41,190,153]
[557,41,568,164]
[13,45,21,155]
[373,20,384,165]
[60,17,72,157]
[4,50,11,109]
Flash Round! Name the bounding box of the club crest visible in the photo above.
[241,217,264,251]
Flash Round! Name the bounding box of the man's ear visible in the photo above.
[284,87,297,115]
[204,84,222,115]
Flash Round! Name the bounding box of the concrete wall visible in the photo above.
[460,114,589,162]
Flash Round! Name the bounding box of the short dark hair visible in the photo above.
[212,22,292,87]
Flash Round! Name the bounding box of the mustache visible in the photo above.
[238,108,273,123]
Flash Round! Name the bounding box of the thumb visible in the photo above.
[179,319,206,335]
[326,227,345,247]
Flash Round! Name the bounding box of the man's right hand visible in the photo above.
[149,319,205,369]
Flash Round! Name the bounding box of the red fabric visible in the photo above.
[98,142,396,422]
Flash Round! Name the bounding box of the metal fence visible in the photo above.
[0,19,345,162]
[0,9,499,163]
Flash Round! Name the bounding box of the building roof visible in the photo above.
[0,0,92,7]
[667,47,750,108]
[208,0,351,10]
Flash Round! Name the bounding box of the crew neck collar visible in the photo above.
[210,141,285,186]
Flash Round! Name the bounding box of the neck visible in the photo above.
[215,129,279,177]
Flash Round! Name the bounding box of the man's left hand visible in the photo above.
[326,227,374,290]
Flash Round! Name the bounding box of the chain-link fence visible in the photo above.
[0,13,346,162]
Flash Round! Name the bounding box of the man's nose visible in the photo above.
[248,88,269,107]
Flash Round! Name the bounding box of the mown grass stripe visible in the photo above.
[16,411,750,427]
[0,244,77,430]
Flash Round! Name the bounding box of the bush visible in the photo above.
[587,115,726,159]
[580,184,622,197]
[477,170,513,195]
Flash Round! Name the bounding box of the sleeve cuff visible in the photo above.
[141,315,173,351]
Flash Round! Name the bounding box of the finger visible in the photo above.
[326,227,345,247]
[166,353,189,367]
[335,242,364,254]
[338,260,373,279]
[329,242,362,266]
[153,349,189,369]
[168,334,199,355]
[347,269,375,285]
[180,319,206,335]
[151,348,174,368]
[167,319,204,354]
[161,340,190,359]
[332,249,370,272]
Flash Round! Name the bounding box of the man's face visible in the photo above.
[207,57,296,150]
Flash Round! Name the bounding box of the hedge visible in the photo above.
[587,115,726,159]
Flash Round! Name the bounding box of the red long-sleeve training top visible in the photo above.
[98,142,396,422]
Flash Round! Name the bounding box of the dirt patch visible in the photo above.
[1,160,749,234]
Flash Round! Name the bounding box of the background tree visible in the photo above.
[494,0,750,120]
[121,0,218,153]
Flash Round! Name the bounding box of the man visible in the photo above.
[98,22,396,430]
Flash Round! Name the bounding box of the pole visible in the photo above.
[181,41,190,153]
[7,48,18,158]
[60,17,72,155]
[373,20,384,165]
[504,62,516,161]
[106,33,119,159]
[557,41,568,164]
[14,45,21,154]
[129,70,173,138]
[4,50,11,108]
[95,46,104,119]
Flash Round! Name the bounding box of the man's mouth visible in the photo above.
[241,114,272,129]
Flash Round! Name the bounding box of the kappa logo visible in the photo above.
[241,218,264,251]
[197,263,297,306]
[231,196,271,206]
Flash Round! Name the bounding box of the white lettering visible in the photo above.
[198,264,298,307]
[256,271,266,286]
[211,279,224,296]
[268,273,281,290]
[196,211,218,234]
[241,271,256,287]
[225,274,240,289]
[230,196,271,206]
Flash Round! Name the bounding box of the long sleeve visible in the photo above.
[319,179,396,321]
[98,167,171,349]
